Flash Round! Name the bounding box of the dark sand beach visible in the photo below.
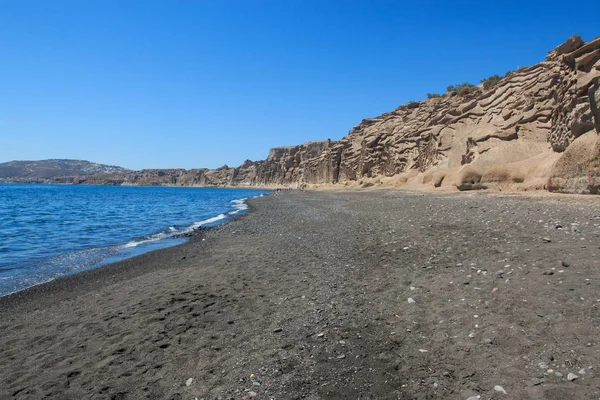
[2,190,600,400]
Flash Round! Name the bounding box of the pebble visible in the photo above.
[543,237,552,243]
[579,368,586,375]
[538,362,549,370]
[562,261,570,267]
[543,271,554,275]
[466,396,480,400]
[567,373,578,381]
[186,378,193,386]
[248,391,257,397]
[494,385,507,394]
[418,349,428,353]
[273,328,283,333]
[337,354,346,359]
[407,298,416,304]
[316,333,325,338]
[555,371,563,377]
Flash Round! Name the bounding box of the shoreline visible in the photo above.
[2,190,600,399]
[0,188,268,299]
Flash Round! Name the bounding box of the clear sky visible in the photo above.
[1,1,599,170]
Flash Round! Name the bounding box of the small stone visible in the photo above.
[248,391,257,398]
[494,385,507,394]
[532,378,545,386]
[186,378,193,386]
[562,261,570,268]
[468,332,475,338]
[337,354,346,359]
[316,333,325,338]
[433,382,438,388]
[466,396,480,400]
[555,371,563,377]
[538,362,549,370]
[272,328,283,333]
[543,237,552,243]
[543,271,554,276]
[408,298,416,304]
[578,368,586,375]
[567,373,578,381]
[338,340,346,345]
[418,349,428,353]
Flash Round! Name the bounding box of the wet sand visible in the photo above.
[1,190,600,400]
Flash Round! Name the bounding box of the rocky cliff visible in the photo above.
[236,34,600,194]
[3,36,599,193]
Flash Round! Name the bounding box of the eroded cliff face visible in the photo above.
[236,35,600,194]
[9,36,597,193]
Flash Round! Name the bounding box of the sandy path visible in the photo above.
[1,190,600,400]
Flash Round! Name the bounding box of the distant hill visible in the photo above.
[0,159,130,181]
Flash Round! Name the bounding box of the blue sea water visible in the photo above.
[0,184,269,296]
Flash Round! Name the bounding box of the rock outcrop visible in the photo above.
[240,34,600,194]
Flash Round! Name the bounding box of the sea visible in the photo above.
[0,184,269,296]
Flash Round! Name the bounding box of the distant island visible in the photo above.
[3,35,599,194]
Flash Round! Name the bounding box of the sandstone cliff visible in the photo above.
[3,36,598,194]
[237,34,600,194]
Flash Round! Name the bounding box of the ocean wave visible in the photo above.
[45,197,250,259]
[122,212,229,248]
[121,231,173,248]
[228,198,249,215]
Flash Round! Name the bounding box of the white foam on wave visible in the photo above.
[122,231,173,248]
[192,213,227,227]
[120,196,258,249]
[228,198,248,215]
[122,213,228,248]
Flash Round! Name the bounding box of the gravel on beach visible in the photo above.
[1,190,600,400]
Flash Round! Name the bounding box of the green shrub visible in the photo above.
[362,182,375,188]
[481,74,502,90]
[446,82,477,96]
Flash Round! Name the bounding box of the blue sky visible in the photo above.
[1,1,599,170]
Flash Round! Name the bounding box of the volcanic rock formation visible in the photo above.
[236,34,600,194]
[2,35,599,194]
